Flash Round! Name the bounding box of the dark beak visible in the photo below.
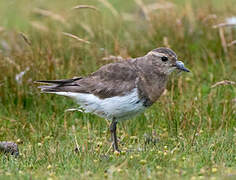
[175,61,190,72]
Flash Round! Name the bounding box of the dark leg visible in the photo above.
[109,119,120,152]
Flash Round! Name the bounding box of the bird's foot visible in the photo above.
[114,148,121,152]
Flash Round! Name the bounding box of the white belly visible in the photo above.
[53,88,146,121]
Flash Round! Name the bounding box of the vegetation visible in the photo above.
[0,0,235,179]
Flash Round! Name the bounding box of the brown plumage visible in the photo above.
[37,47,190,152]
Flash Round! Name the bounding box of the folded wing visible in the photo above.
[37,60,138,99]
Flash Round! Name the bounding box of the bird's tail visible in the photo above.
[35,77,82,93]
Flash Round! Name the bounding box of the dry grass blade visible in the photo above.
[80,23,94,37]
[30,21,49,32]
[163,37,170,48]
[212,23,236,28]
[33,8,66,24]
[72,5,99,12]
[213,17,236,28]
[211,80,236,88]
[19,32,31,46]
[218,27,227,54]
[102,55,124,61]
[135,0,150,21]
[228,40,236,47]
[5,57,20,71]
[121,13,137,21]
[232,98,236,109]
[202,14,217,23]
[0,26,4,32]
[72,125,80,153]
[98,0,119,17]
[62,32,91,44]
[146,2,174,11]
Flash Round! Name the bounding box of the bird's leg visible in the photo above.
[109,119,120,152]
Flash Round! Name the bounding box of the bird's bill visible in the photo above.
[175,61,190,72]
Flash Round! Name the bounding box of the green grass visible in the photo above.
[0,0,235,179]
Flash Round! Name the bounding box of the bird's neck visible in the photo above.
[132,57,168,106]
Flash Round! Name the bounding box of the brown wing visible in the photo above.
[37,60,138,99]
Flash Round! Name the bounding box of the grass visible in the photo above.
[0,0,235,179]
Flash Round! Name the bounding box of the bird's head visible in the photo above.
[146,47,190,75]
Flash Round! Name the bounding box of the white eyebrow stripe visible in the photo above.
[147,51,167,57]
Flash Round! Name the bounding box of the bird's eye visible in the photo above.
[161,56,168,62]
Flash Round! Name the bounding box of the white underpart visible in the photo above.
[53,88,146,121]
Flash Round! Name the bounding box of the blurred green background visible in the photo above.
[0,0,235,179]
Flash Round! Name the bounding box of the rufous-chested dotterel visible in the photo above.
[37,47,190,152]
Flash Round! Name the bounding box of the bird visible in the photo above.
[36,47,190,152]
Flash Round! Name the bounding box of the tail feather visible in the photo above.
[36,77,82,93]
[38,85,59,92]
[36,77,82,85]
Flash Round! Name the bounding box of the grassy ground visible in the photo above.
[0,0,235,179]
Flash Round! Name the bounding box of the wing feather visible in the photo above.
[37,60,138,98]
